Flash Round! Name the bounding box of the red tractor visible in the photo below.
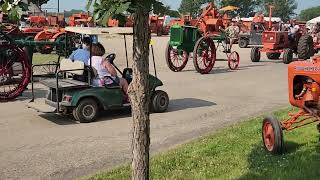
[250,6,311,64]
[34,28,65,54]
[262,56,320,154]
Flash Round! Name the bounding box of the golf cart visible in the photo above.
[27,27,169,123]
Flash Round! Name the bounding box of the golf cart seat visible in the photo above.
[40,59,89,89]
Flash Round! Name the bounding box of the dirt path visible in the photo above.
[0,36,289,180]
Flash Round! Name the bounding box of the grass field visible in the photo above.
[86,107,320,180]
[32,53,60,65]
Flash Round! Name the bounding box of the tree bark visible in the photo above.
[128,1,151,180]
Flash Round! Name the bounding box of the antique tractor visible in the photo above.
[149,15,170,36]
[166,2,240,74]
[0,30,68,101]
[262,56,320,154]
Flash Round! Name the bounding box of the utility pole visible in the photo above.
[57,0,60,12]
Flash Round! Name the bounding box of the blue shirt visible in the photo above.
[69,49,90,65]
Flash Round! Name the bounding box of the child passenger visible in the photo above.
[90,43,129,94]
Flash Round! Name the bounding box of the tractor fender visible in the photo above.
[50,32,66,42]
[34,30,48,41]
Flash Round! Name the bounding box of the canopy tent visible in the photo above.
[239,17,282,23]
[220,6,239,11]
[306,16,320,29]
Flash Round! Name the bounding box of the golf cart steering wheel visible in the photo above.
[106,53,116,64]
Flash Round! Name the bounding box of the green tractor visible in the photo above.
[28,27,169,123]
[165,25,240,74]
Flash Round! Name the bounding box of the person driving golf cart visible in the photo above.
[90,43,129,94]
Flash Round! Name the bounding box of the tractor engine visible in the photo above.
[288,56,320,110]
[262,31,288,50]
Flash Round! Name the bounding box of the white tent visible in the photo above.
[306,16,320,29]
[239,17,282,22]
[307,16,320,24]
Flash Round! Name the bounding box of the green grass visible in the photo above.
[32,53,60,65]
[86,107,320,180]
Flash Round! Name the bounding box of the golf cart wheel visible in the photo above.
[228,51,240,70]
[297,35,314,60]
[151,90,169,113]
[262,116,284,154]
[193,36,216,74]
[251,47,261,62]
[239,38,248,48]
[73,98,98,123]
[283,48,293,64]
[165,44,189,72]
[266,53,281,60]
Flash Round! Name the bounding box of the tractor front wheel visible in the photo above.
[165,44,189,72]
[73,98,99,123]
[266,52,281,60]
[262,116,284,154]
[283,48,293,64]
[228,51,240,70]
[193,36,216,74]
[251,47,261,62]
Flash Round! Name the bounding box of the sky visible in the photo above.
[41,0,320,14]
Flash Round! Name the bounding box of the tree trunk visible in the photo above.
[128,2,151,180]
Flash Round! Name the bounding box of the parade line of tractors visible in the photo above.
[1,2,320,155]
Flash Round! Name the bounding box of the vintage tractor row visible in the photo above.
[166,2,240,74]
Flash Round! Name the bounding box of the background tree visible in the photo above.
[153,3,180,17]
[299,6,320,21]
[29,0,49,6]
[262,0,297,21]
[178,0,203,17]
[1,0,28,22]
[87,0,156,179]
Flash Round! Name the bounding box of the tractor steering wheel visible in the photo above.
[106,53,116,64]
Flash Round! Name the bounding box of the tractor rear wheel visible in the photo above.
[297,35,314,60]
[239,38,248,48]
[262,116,284,154]
[193,36,216,74]
[0,44,30,101]
[165,44,189,72]
[250,47,261,62]
[283,48,293,64]
[266,52,281,60]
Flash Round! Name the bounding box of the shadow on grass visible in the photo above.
[238,140,320,180]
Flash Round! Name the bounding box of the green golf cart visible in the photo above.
[28,27,169,123]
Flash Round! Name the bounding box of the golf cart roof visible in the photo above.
[64,27,133,35]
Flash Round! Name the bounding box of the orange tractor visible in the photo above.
[34,28,65,54]
[263,56,320,154]
[68,13,92,27]
[149,15,170,36]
